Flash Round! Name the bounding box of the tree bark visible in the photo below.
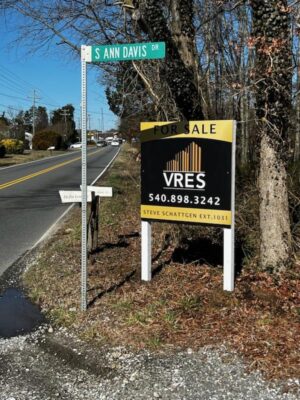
[136,0,205,120]
[294,36,300,163]
[238,5,249,167]
[251,0,292,272]
[259,134,292,272]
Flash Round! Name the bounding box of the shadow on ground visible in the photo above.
[171,238,244,275]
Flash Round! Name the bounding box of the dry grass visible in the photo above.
[0,150,66,167]
[24,143,300,384]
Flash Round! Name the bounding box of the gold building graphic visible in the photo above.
[165,142,202,172]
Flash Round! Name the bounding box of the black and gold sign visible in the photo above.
[141,121,235,227]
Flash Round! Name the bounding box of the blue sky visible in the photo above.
[0,13,118,131]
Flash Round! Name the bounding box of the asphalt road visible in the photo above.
[0,146,119,275]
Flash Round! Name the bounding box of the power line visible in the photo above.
[0,63,60,106]
[0,91,33,103]
[0,64,36,91]
[0,63,61,109]
[0,103,23,113]
[88,109,118,117]
[0,64,117,128]
[0,70,34,94]
[0,77,30,96]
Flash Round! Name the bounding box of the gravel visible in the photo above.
[0,326,299,400]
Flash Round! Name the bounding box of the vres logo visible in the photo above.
[163,142,206,190]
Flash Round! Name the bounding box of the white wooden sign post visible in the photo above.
[59,184,112,312]
[140,121,236,291]
[141,220,152,281]
[223,131,236,291]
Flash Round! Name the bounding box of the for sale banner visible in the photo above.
[140,120,235,227]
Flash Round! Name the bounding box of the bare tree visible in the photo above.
[2,0,299,273]
[251,0,292,272]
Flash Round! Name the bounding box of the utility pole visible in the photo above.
[60,109,71,137]
[101,108,104,133]
[28,90,41,136]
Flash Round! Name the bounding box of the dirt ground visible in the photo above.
[23,144,300,384]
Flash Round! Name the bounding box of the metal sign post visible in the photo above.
[81,46,88,311]
[80,42,165,310]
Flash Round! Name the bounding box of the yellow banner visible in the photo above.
[141,205,231,226]
[140,120,234,143]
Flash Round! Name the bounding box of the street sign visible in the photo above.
[83,42,165,63]
[59,187,113,203]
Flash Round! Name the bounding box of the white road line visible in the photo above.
[91,147,121,185]
[30,147,121,250]
[0,147,103,171]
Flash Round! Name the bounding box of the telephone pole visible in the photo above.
[60,109,71,136]
[101,108,104,133]
[28,90,41,136]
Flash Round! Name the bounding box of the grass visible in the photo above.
[0,149,66,167]
[23,143,300,384]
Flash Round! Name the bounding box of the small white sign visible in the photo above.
[86,186,113,197]
[59,186,113,203]
[59,190,92,203]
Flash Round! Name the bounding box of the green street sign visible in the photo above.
[91,42,165,62]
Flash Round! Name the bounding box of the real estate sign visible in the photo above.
[140,120,235,227]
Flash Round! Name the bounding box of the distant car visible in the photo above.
[96,140,107,147]
[111,140,120,146]
[69,142,82,149]
[105,138,113,144]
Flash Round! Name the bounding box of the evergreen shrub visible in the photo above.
[32,131,62,150]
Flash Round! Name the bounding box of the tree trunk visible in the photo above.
[239,45,247,167]
[294,38,300,163]
[239,6,248,168]
[251,0,292,272]
[137,0,204,120]
[259,135,291,272]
